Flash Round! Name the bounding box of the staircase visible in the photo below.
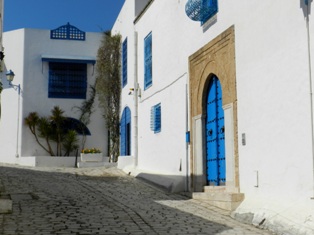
[192,186,244,211]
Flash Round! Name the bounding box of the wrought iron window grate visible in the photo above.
[185,0,218,25]
[51,23,86,41]
[48,62,87,99]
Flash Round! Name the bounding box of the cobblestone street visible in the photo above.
[0,164,273,235]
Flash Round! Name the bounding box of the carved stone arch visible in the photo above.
[189,26,239,193]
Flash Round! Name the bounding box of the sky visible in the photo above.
[4,0,125,33]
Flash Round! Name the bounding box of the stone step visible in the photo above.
[192,191,244,211]
[204,186,226,193]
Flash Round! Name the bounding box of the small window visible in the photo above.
[144,32,152,90]
[48,62,87,99]
[150,103,161,133]
[122,38,128,87]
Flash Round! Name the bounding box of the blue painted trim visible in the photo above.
[186,131,190,143]
[42,58,95,65]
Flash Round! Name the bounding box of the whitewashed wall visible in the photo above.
[112,0,137,161]
[1,28,107,164]
[113,0,314,233]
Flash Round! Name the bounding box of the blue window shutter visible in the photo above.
[154,104,161,133]
[144,32,152,90]
[120,107,131,156]
[122,38,128,87]
[150,103,161,133]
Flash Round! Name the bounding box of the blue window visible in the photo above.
[51,23,85,41]
[122,38,128,87]
[48,62,87,99]
[144,32,152,90]
[150,103,161,133]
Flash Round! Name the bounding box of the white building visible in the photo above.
[0,23,107,166]
[113,0,314,234]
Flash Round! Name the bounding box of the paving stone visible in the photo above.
[0,164,275,235]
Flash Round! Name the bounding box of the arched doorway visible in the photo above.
[205,75,226,186]
[120,107,131,156]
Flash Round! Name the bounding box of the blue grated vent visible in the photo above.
[51,23,86,41]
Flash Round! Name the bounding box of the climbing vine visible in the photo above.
[96,31,121,161]
[73,85,96,150]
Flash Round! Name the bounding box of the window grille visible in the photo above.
[51,23,86,41]
[185,0,218,25]
[151,103,161,133]
[48,62,87,99]
[122,38,128,87]
[144,32,152,90]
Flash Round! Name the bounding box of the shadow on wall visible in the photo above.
[0,165,235,234]
[136,172,187,193]
[301,0,312,17]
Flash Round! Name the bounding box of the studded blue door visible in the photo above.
[206,76,226,186]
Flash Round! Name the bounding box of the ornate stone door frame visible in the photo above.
[189,26,239,193]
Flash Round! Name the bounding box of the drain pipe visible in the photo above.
[134,31,139,167]
[305,2,314,199]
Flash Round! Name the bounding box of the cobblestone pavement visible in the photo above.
[0,164,274,235]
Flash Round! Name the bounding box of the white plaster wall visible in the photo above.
[113,0,314,232]
[0,29,25,163]
[1,28,107,163]
[236,0,313,201]
[112,0,137,159]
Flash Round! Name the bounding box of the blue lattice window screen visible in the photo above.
[48,62,87,99]
[150,103,161,133]
[122,38,128,87]
[144,32,152,90]
[185,0,218,25]
[51,23,85,41]
[202,0,218,24]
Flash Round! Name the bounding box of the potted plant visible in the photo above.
[80,148,103,162]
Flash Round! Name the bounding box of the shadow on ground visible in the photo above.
[0,165,251,235]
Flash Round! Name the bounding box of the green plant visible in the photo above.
[25,106,79,156]
[73,85,96,150]
[96,31,121,162]
[62,130,79,156]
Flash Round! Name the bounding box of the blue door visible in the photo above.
[120,107,131,156]
[206,76,226,186]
